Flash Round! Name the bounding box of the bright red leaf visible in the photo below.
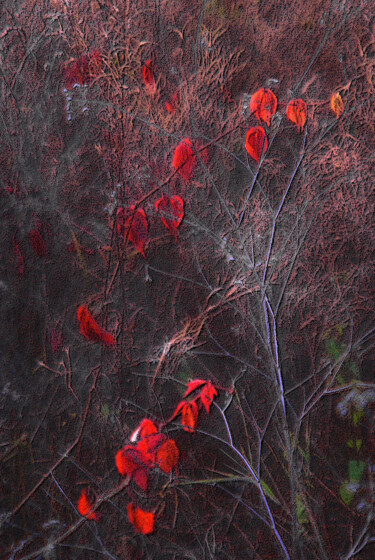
[77,305,116,347]
[180,400,199,432]
[250,88,277,126]
[172,138,196,180]
[143,59,156,94]
[77,489,99,521]
[155,195,184,237]
[245,127,268,163]
[156,439,180,473]
[127,503,155,535]
[115,445,152,491]
[184,379,207,398]
[286,99,307,133]
[200,381,218,413]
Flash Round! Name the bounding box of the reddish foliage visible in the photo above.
[200,381,218,413]
[63,50,102,89]
[115,445,152,491]
[143,59,156,94]
[155,195,184,237]
[165,92,179,113]
[117,206,148,257]
[172,139,209,180]
[245,127,268,162]
[77,305,116,347]
[156,439,180,473]
[286,99,307,133]
[250,88,277,126]
[29,229,49,258]
[77,489,99,521]
[172,400,199,432]
[127,503,155,535]
[184,379,207,397]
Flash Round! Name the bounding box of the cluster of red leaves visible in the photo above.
[245,127,269,163]
[286,99,307,133]
[77,305,116,347]
[171,379,218,432]
[172,138,210,180]
[116,196,185,256]
[116,419,179,492]
[63,49,102,89]
[77,488,99,521]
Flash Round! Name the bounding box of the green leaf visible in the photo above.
[340,482,354,505]
[296,494,308,525]
[349,460,366,483]
[325,338,344,360]
[261,479,275,499]
[352,408,364,427]
[101,403,110,421]
[355,439,362,452]
[347,439,354,449]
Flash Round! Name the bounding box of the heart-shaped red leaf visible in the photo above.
[155,195,184,236]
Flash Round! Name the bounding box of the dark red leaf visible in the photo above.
[155,195,184,237]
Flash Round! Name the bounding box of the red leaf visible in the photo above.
[156,439,180,473]
[245,127,268,163]
[77,489,99,521]
[77,305,116,347]
[200,381,218,413]
[172,138,196,180]
[138,419,159,439]
[250,88,277,126]
[170,400,186,422]
[181,401,199,433]
[143,59,156,94]
[155,195,184,237]
[119,206,148,257]
[165,92,179,113]
[127,503,155,535]
[286,99,307,133]
[137,433,166,462]
[115,446,151,491]
[184,379,206,398]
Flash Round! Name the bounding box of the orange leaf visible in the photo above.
[156,439,180,473]
[330,92,344,119]
[127,503,155,535]
[250,88,277,126]
[77,306,116,347]
[245,127,268,162]
[286,99,307,133]
[155,195,184,237]
[77,489,99,521]
[200,381,218,413]
[184,379,206,398]
[181,401,199,433]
